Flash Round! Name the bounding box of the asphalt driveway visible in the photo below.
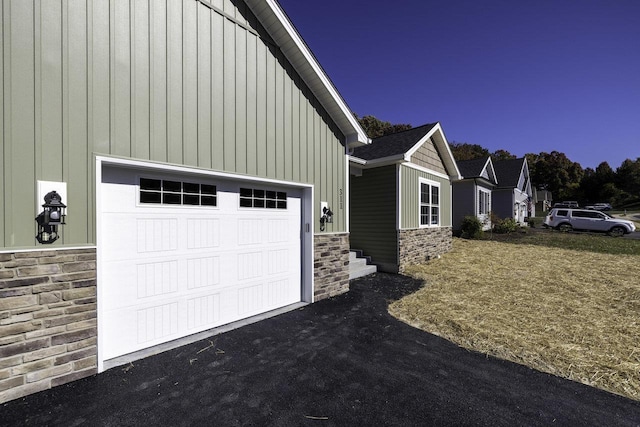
[3,273,640,426]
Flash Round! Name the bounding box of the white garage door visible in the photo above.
[100,166,301,360]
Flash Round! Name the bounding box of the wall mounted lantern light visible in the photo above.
[319,204,333,232]
[35,191,67,244]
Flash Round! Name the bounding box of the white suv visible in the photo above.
[544,208,636,237]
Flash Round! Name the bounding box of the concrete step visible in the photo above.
[349,263,377,280]
[348,250,377,280]
[349,250,372,265]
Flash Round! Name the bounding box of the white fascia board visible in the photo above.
[247,0,369,146]
[432,124,462,180]
[485,157,498,185]
[401,162,452,181]
[347,155,367,166]
[95,155,313,189]
[396,164,402,230]
[349,155,453,182]
[344,154,350,233]
[404,125,439,159]
[348,154,406,169]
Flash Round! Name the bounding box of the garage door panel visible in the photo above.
[187,218,220,249]
[100,166,302,360]
[186,256,221,289]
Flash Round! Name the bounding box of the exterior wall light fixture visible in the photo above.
[319,202,333,231]
[35,191,67,244]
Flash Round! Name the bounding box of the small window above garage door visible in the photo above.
[239,187,287,209]
[139,177,217,206]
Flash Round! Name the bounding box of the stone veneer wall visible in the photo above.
[397,227,452,274]
[313,233,350,301]
[0,248,97,403]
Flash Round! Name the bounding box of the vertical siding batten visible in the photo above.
[274,49,283,179]
[8,0,36,245]
[255,34,266,177]
[196,2,211,169]
[291,74,300,183]
[131,0,150,160]
[66,0,89,244]
[111,0,131,157]
[38,0,64,182]
[265,39,275,177]
[235,24,247,174]
[150,0,168,163]
[88,0,110,244]
[182,0,197,165]
[245,29,257,176]
[0,0,5,245]
[223,16,236,170]
[210,8,224,170]
[167,0,183,164]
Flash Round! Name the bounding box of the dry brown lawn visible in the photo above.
[389,238,640,401]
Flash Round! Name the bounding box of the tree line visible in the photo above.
[356,115,640,209]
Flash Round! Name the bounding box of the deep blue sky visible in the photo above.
[278,0,640,170]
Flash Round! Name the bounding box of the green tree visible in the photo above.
[491,149,517,162]
[355,114,412,138]
[616,158,640,196]
[530,151,584,200]
[449,142,490,161]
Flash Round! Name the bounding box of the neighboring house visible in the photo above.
[492,158,534,224]
[0,0,370,403]
[535,188,553,213]
[349,123,461,273]
[452,157,498,231]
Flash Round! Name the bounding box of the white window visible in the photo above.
[478,189,490,216]
[419,179,440,227]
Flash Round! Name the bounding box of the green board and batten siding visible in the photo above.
[349,166,398,269]
[0,0,347,249]
[399,165,452,229]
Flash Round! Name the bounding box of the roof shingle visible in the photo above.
[456,157,491,178]
[493,158,526,188]
[351,123,438,161]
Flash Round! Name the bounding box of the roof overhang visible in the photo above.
[245,0,370,147]
[348,123,463,180]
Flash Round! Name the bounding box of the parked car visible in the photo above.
[553,202,578,208]
[544,208,636,237]
[584,203,612,211]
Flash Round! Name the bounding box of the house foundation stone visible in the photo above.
[398,227,452,274]
[313,233,350,300]
[0,248,97,403]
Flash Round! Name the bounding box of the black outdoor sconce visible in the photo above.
[319,205,333,231]
[35,191,67,244]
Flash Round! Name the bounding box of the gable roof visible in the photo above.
[493,158,527,188]
[456,157,497,185]
[351,123,438,160]
[350,122,461,179]
[245,0,369,147]
[456,157,490,178]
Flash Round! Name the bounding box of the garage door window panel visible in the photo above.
[139,178,217,207]
[240,187,287,209]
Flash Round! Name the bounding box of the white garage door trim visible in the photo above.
[95,156,313,372]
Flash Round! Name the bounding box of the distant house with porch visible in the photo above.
[452,157,497,231]
[492,158,534,224]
